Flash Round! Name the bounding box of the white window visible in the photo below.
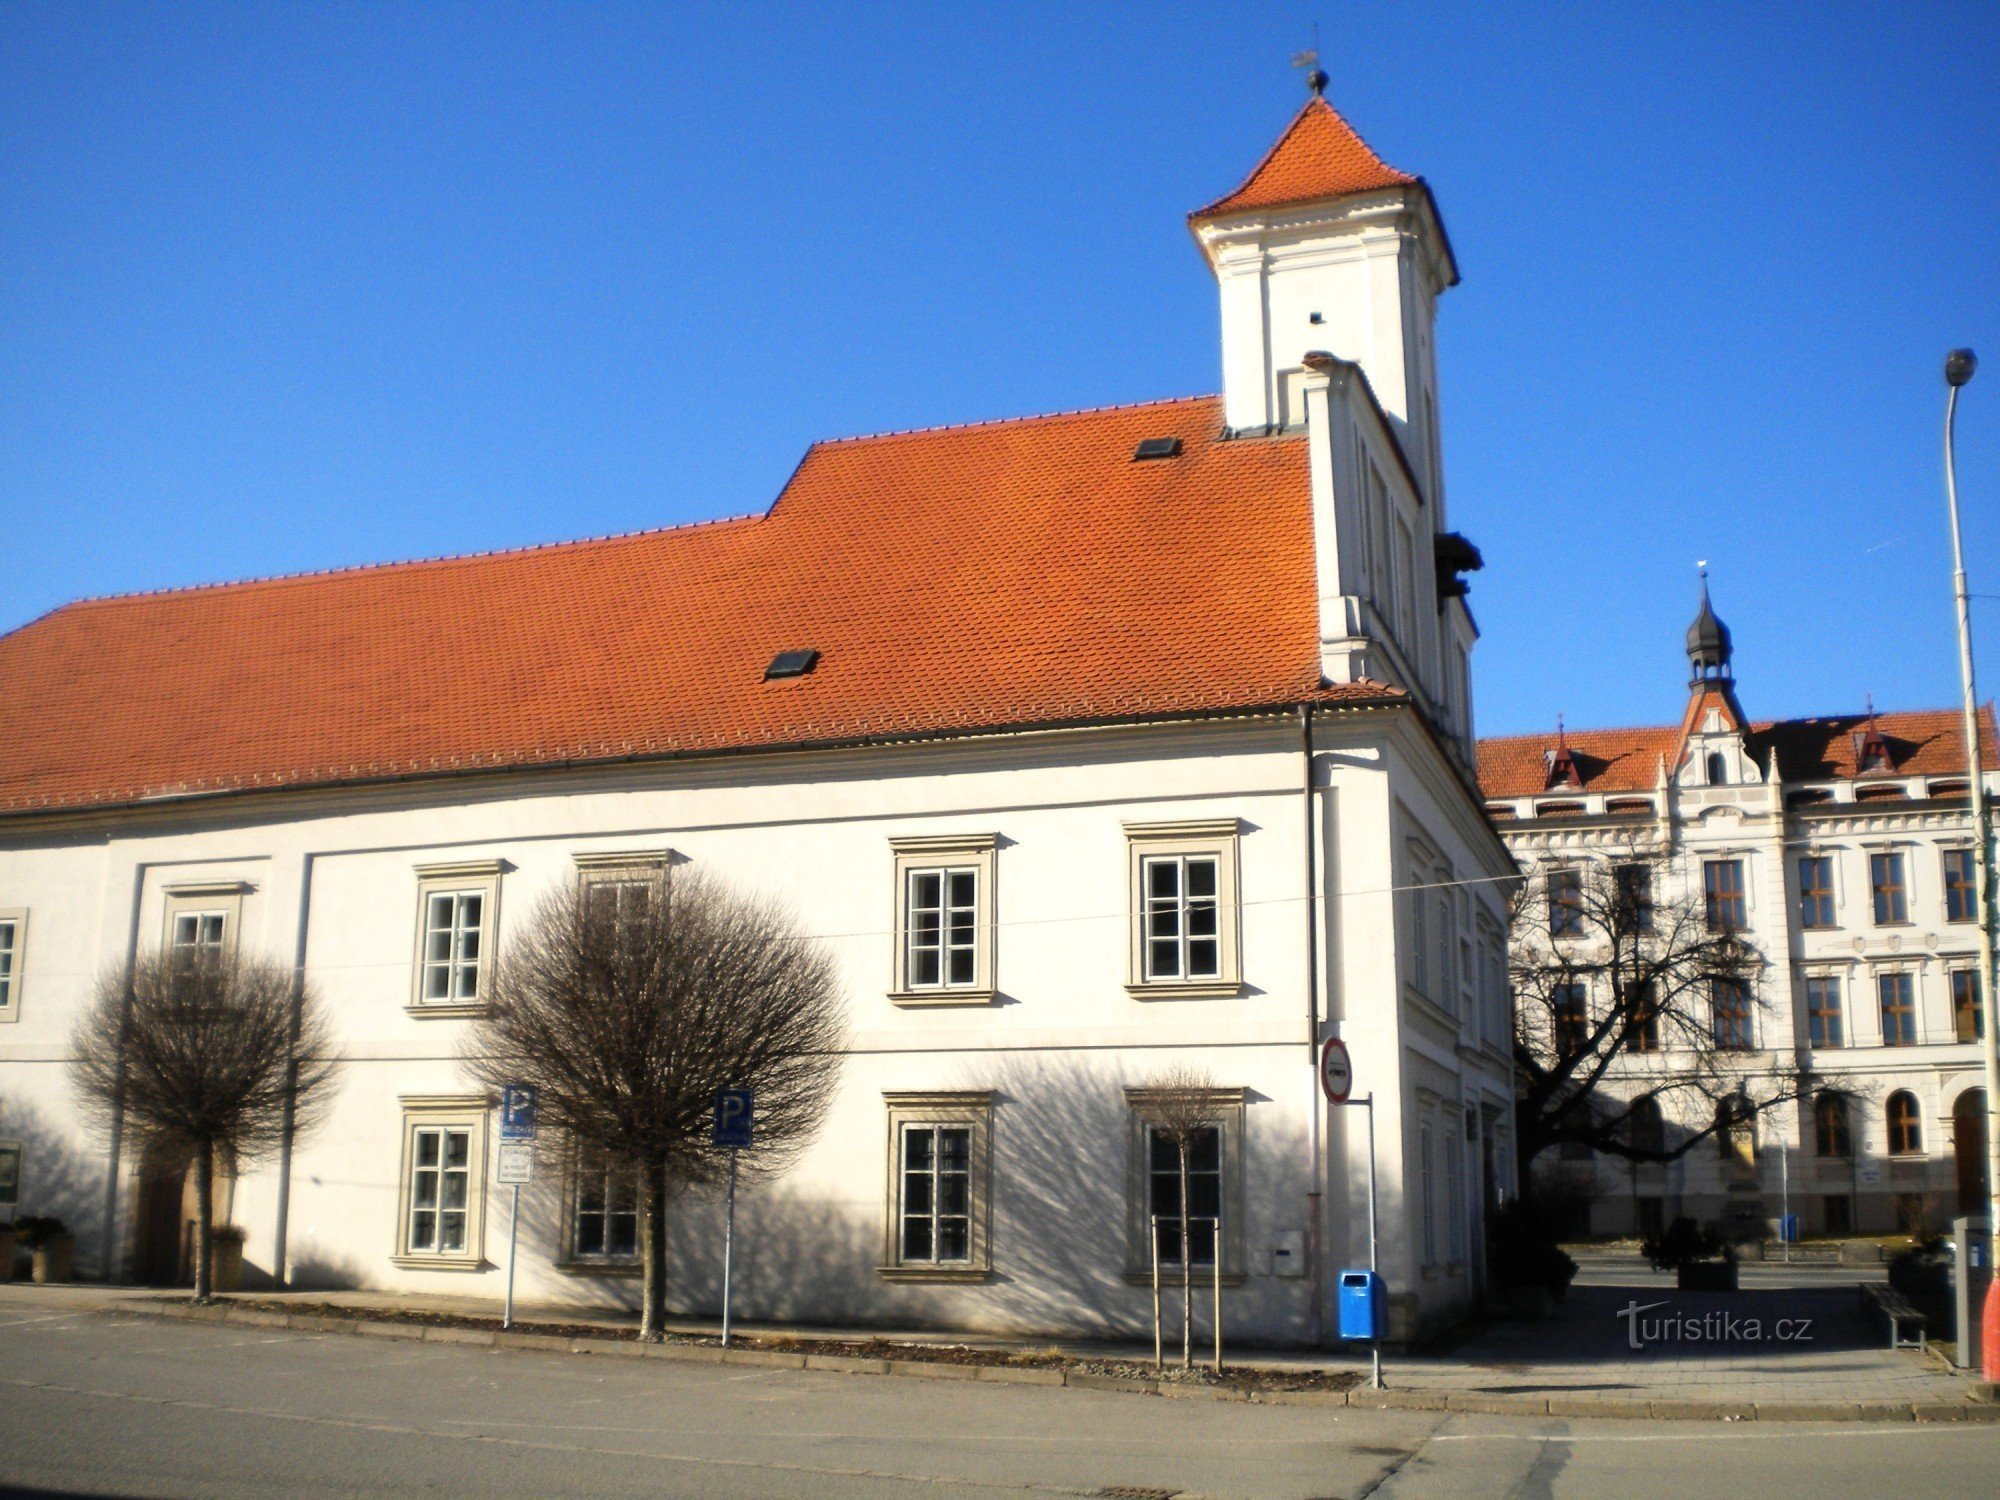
[161,883,247,964]
[1149,1123,1222,1267]
[393,1096,487,1268]
[1124,820,1242,997]
[1124,1083,1247,1280]
[880,1092,992,1279]
[567,1142,640,1265]
[410,862,504,1014]
[889,836,996,1003]
[0,910,24,1020]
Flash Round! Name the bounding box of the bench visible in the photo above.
[1858,1282,1928,1350]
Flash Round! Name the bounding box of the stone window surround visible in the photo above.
[161,881,251,959]
[408,860,507,1018]
[887,833,999,1006]
[0,907,24,1023]
[556,1136,643,1277]
[1124,819,1244,999]
[390,1094,490,1271]
[1122,1083,1248,1285]
[877,1090,994,1283]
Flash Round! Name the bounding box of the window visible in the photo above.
[567,1142,639,1265]
[1717,1098,1755,1167]
[0,1138,20,1210]
[1712,978,1753,1050]
[573,849,673,933]
[1797,856,1836,929]
[393,1096,487,1267]
[1547,866,1583,937]
[1125,1084,1245,1279]
[1704,859,1747,932]
[161,883,247,966]
[409,862,502,1014]
[1805,975,1844,1048]
[1553,983,1588,1055]
[1870,851,1909,925]
[1814,1094,1851,1158]
[1151,1125,1222,1268]
[0,909,23,1020]
[1445,1133,1466,1263]
[1613,863,1654,933]
[1878,971,1917,1046]
[1823,1194,1852,1235]
[890,835,997,1002]
[392,1104,486,1272]
[1953,969,1983,1043]
[1886,1091,1923,1156]
[1944,848,1977,923]
[1419,1124,1437,1265]
[880,1092,991,1279]
[1705,751,1727,787]
[1124,820,1241,996]
[1627,1098,1665,1155]
[1626,980,1659,1053]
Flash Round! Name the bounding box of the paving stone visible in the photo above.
[719,1348,807,1370]
[355,1320,423,1341]
[974,1364,1064,1386]
[423,1325,497,1346]
[1648,1400,1755,1421]
[1545,1395,1653,1420]
[888,1359,979,1381]
[1067,1373,1158,1395]
[1449,1392,1551,1416]
[804,1354,892,1375]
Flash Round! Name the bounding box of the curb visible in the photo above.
[107,1299,2000,1424]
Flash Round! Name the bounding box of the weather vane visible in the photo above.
[1292,22,1327,96]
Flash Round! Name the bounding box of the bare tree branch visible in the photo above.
[1138,1065,1219,1371]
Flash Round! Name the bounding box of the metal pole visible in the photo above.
[1780,1144,1789,1265]
[503,1184,520,1331]
[1365,1093,1382,1390]
[1941,355,2000,1379]
[721,1150,738,1348]
[1213,1216,1223,1374]
[1150,1213,1162,1369]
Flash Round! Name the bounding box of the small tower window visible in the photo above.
[1705,751,1727,786]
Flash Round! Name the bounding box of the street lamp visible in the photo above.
[1941,348,2000,1378]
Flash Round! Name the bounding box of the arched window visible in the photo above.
[1887,1091,1923,1156]
[1627,1098,1665,1156]
[1706,751,1727,786]
[1814,1094,1851,1158]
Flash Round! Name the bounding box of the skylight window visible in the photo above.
[764,649,820,681]
[1132,437,1183,461]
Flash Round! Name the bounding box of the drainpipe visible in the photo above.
[1301,703,1324,1345]
[271,851,314,1286]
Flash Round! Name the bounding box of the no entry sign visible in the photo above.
[1319,1036,1353,1103]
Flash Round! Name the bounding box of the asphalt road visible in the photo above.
[0,1302,1995,1499]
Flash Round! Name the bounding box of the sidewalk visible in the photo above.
[4,1272,1989,1421]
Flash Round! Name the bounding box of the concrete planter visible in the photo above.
[0,1226,14,1283]
[1676,1259,1738,1292]
[31,1232,74,1284]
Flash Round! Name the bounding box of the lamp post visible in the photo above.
[1941,349,2000,1378]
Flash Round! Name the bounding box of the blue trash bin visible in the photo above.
[1778,1214,1799,1244]
[1337,1269,1384,1341]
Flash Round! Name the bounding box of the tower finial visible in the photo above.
[1292,24,1326,96]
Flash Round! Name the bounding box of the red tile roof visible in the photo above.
[1190,97,1416,222]
[0,395,1404,816]
[1477,706,1999,801]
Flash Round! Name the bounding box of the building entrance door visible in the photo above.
[1956,1090,1988,1218]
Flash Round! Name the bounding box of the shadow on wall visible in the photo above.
[0,1097,106,1277]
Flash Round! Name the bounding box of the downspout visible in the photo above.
[1301,703,1323,1345]
[271,850,314,1285]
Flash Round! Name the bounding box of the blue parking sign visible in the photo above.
[500,1083,538,1141]
[712,1088,753,1149]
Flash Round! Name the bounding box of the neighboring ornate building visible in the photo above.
[0,89,1513,1344]
[1479,585,1998,1238]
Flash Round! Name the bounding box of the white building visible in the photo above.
[0,90,1513,1344]
[1478,585,1997,1239]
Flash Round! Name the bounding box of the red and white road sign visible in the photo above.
[1319,1036,1353,1103]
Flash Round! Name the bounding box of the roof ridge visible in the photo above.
[1479,703,1991,748]
[809,392,1221,449]
[56,509,770,611]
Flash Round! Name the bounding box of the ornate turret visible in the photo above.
[1685,571,1733,685]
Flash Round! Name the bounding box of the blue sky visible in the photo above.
[3,2,1995,738]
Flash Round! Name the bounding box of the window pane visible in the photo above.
[937,1217,969,1262]
[410,1210,436,1250]
[1185,858,1217,899]
[608,1210,637,1258]
[576,1214,605,1256]
[416,1131,440,1168]
[1187,939,1220,977]
[902,1216,933,1261]
[442,1172,468,1211]
[444,1131,469,1169]
[413,1171,438,1210]
[947,871,975,908]
[1148,939,1181,978]
[1147,859,1180,900]
[440,1211,466,1252]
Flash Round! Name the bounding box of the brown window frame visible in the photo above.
[1704,859,1747,932]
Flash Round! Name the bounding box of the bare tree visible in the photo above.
[1510,850,1807,1178]
[466,870,846,1340]
[1139,1065,1221,1370]
[72,950,337,1301]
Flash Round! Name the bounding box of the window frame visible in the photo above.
[1885,1091,1924,1157]
[0,1136,20,1210]
[1877,969,1918,1047]
[561,1138,642,1273]
[1552,982,1589,1056]
[409,861,504,1017]
[391,1095,489,1270]
[1123,1083,1247,1283]
[573,848,674,928]
[888,834,998,1006]
[1951,968,1983,1044]
[1869,850,1910,927]
[161,883,249,964]
[1796,855,1836,929]
[878,1091,993,1281]
[1123,820,1243,999]
[1703,858,1747,933]
[1711,976,1754,1051]
[1545,865,1584,938]
[1943,847,1976,924]
[1804,973,1844,1049]
[1813,1094,1852,1159]
[0,908,24,1023]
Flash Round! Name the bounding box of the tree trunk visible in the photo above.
[192,1142,214,1303]
[639,1157,668,1341]
[1179,1144,1192,1371]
